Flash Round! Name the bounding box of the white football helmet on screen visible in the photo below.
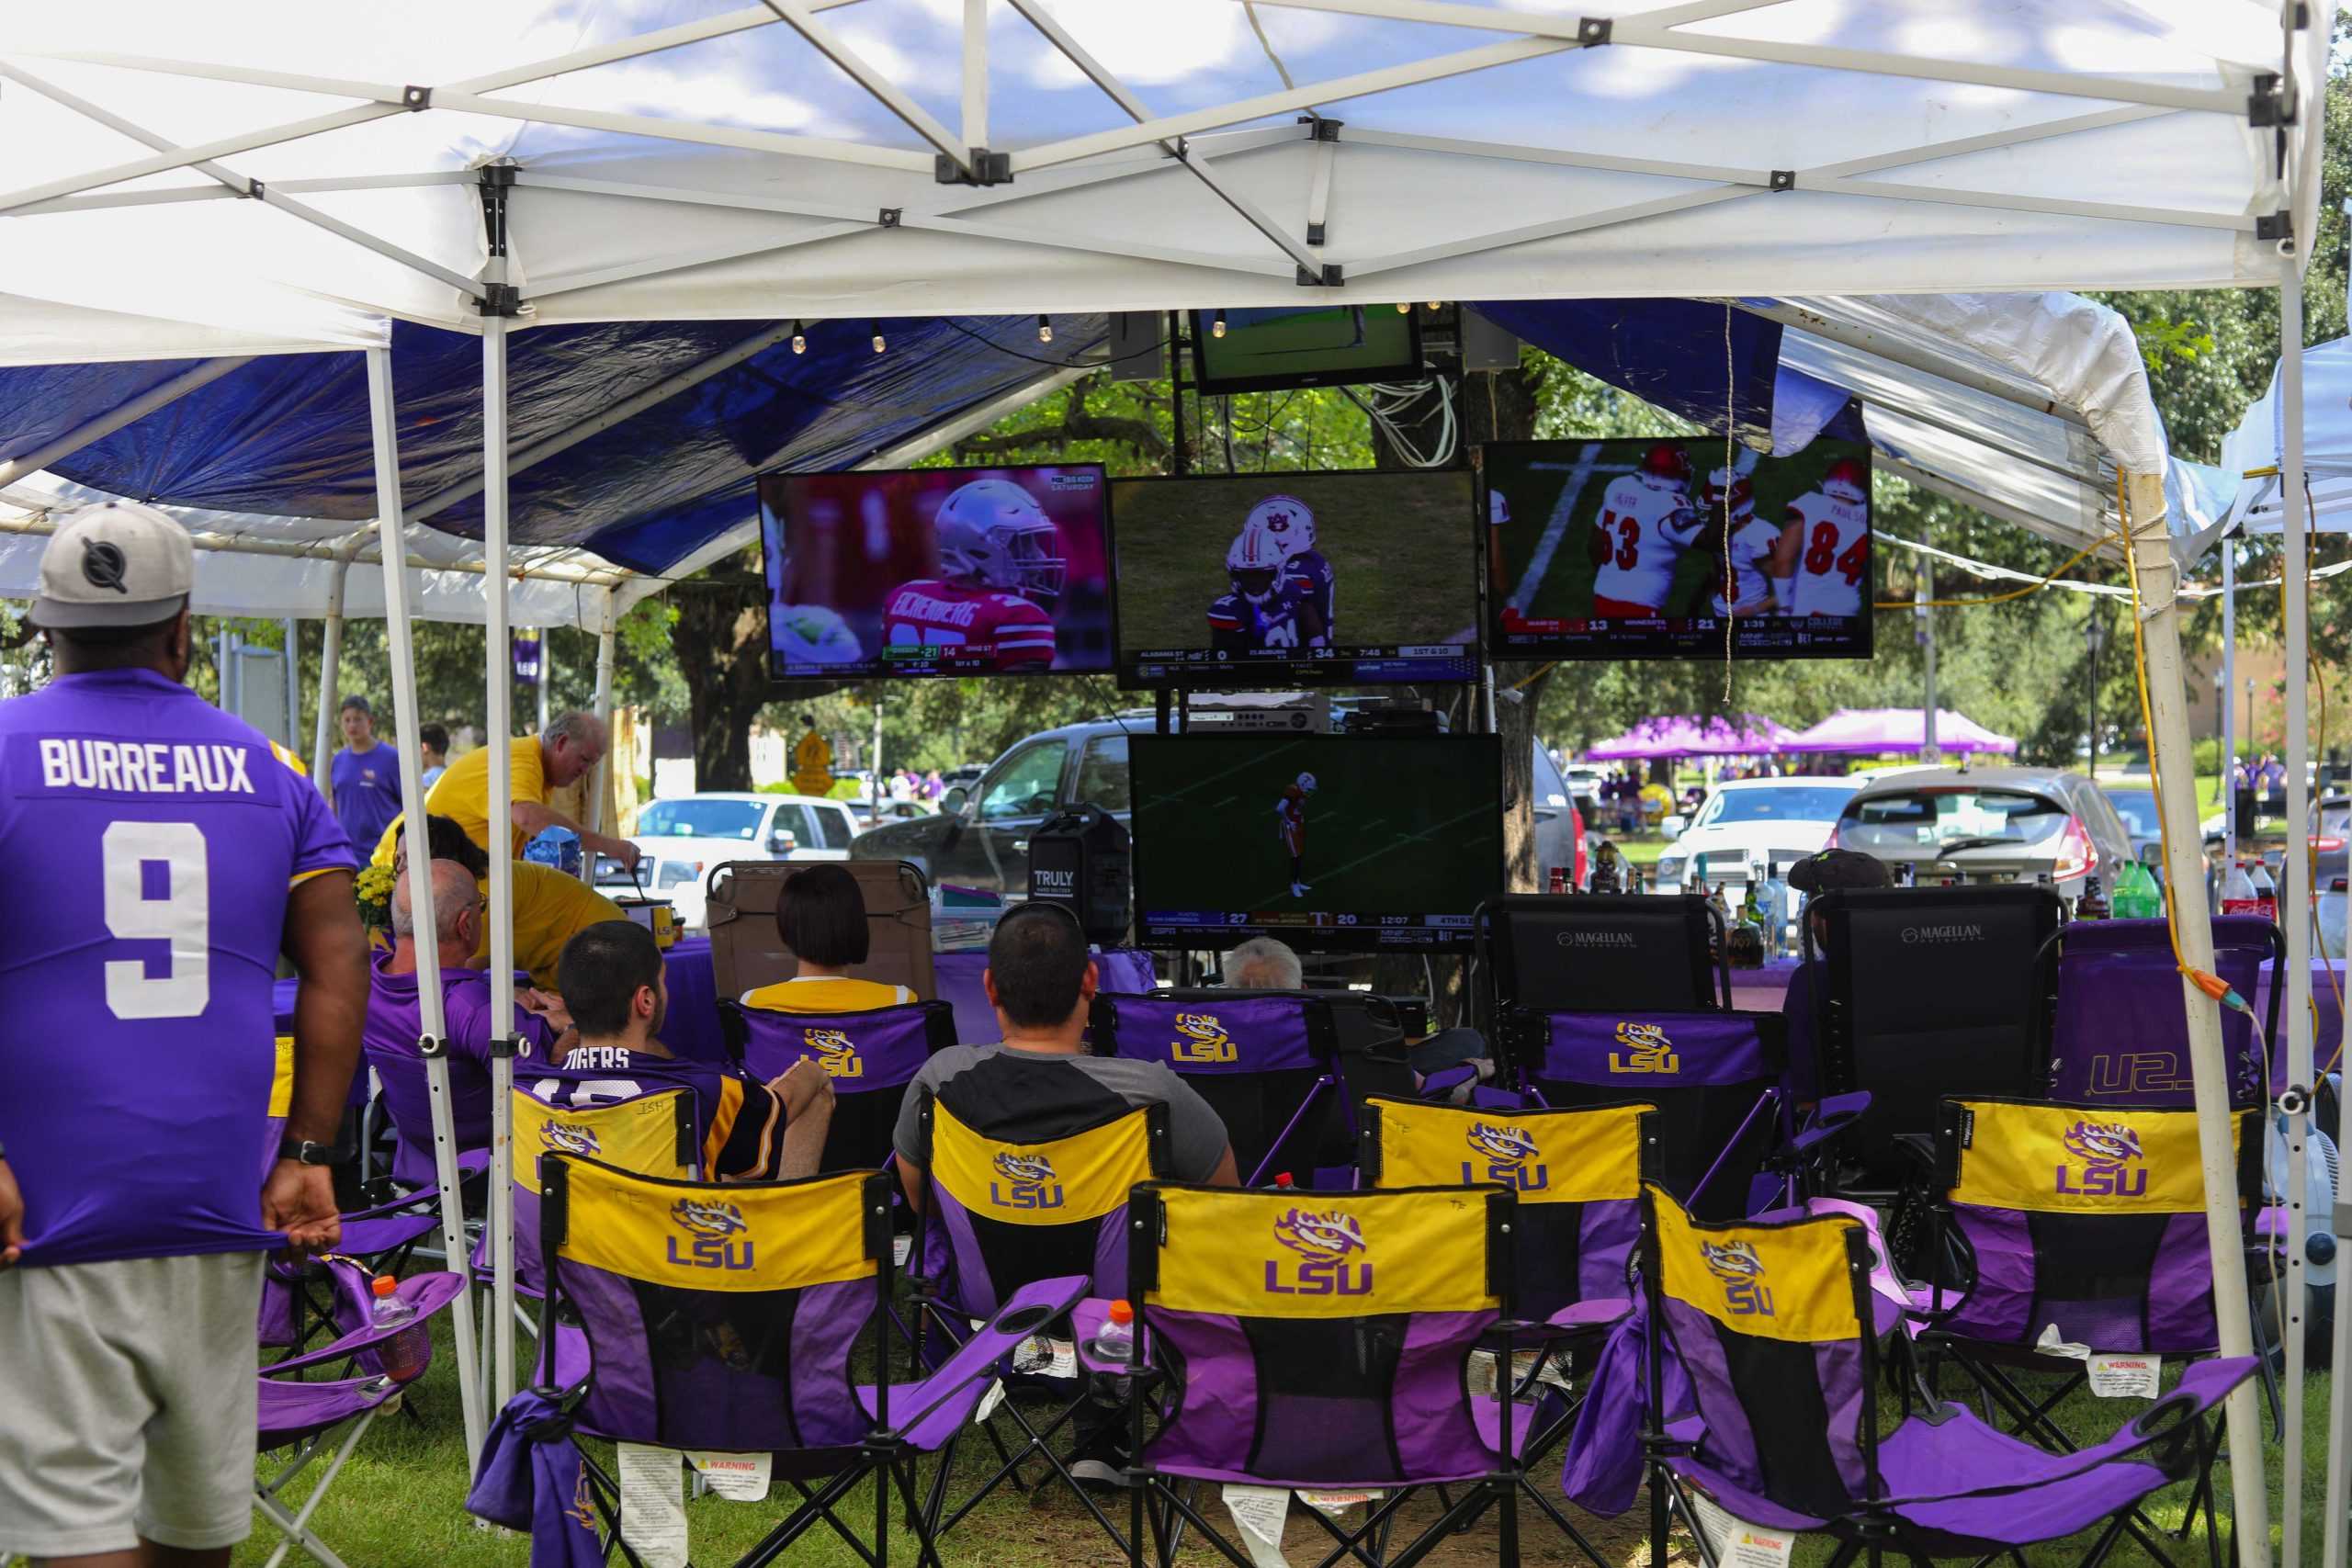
[1244,494,1317,558]
[933,479,1067,604]
[1226,522,1287,604]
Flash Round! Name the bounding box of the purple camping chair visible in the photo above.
[906,1089,1170,1555]
[254,1260,466,1568]
[1633,1185,2256,1568]
[1119,1181,1537,1568]
[1908,1095,2267,1566]
[514,1152,1085,1568]
[1091,989,1354,1187]
[2037,918,2279,1108]
[721,997,955,1171]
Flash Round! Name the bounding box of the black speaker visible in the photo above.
[1027,804,1132,945]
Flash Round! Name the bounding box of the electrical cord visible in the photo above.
[935,315,1135,371]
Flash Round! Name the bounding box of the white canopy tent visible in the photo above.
[0,3,2327,1554]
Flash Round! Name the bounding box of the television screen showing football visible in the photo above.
[1128,734,1502,953]
[1189,305,1422,394]
[1484,434,1874,661]
[1111,470,1479,687]
[757,464,1114,678]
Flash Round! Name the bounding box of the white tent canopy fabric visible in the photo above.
[2223,333,2352,534]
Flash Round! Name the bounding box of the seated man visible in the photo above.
[741,863,915,1013]
[397,814,625,989]
[541,920,833,1180]
[894,903,1238,1212]
[1781,847,1893,1104]
[1223,934,1489,1090]
[363,859,563,1187]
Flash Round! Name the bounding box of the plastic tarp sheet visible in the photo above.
[2222,334,2352,536]
[0,3,2320,330]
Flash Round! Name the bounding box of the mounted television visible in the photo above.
[1483,434,1873,661]
[1111,469,1479,687]
[1190,306,1423,394]
[758,464,1114,679]
[1128,733,1502,953]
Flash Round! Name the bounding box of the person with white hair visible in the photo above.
[370,711,637,873]
[1222,936,1304,990]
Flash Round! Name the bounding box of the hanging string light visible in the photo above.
[1212,310,1227,339]
[870,320,886,354]
[1036,314,1053,344]
[790,321,806,355]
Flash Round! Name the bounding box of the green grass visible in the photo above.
[1109,472,1478,655]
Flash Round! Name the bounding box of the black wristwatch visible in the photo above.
[277,1137,338,1167]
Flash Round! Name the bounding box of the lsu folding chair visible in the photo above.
[1909,1096,2267,1566]
[907,1091,1168,1550]
[1481,893,1729,1016]
[1498,1008,1806,1218]
[2036,917,2280,1108]
[1804,884,2064,1190]
[721,997,955,1170]
[1636,1185,2256,1568]
[1091,988,1353,1186]
[255,1260,467,1568]
[521,1153,1085,1568]
[1119,1181,1532,1568]
[500,1083,699,1297]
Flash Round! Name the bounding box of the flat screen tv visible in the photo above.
[758,464,1114,679]
[1111,469,1479,687]
[1484,435,1873,660]
[1190,306,1423,393]
[1128,733,1502,953]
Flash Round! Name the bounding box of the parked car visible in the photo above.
[852,716,1586,896]
[1827,766,2133,909]
[2099,782,2166,866]
[594,852,718,931]
[1653,776,1862,901]
[626,791,861,931]
[855,797,934,830]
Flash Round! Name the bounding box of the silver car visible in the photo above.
[1828,765,2136,910]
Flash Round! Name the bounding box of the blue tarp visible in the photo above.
[6,313,1105,576]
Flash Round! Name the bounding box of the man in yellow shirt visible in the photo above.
[374,713,638,872]
[791,715,833,799]
[393,815,626,989]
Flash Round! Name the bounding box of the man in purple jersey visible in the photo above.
[0,502,368,1568]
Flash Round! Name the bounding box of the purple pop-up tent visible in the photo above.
[1584,714,1792,761]
[1781,707,2018,756]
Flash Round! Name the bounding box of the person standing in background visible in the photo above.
[330,694,402,852]
[418,723,450,790]
[369,712,636,873]
[793,714,833,797]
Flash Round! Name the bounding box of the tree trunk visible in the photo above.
[671,551,772,792]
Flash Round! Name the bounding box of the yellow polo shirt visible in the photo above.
[476,861,625,988]
[740,976,915,1012]
[373,735,546,865]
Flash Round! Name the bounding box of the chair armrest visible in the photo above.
[263,1270,466,1376]
[878,1274,1091,1439]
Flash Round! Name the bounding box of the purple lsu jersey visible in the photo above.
[363,952,556,1190]
[0,670,355,1267]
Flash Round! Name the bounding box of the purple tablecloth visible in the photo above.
[1724,955,2349,1087]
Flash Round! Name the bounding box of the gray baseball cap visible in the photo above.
[29,502,195,630]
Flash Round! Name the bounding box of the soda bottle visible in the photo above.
[2111,861,2164,920]
[2251,861,2279,924]
[1548,866,1567,895]
[2074,875,2109,920]
[369,1274,430,1382]
[2221,862,2261,918]
[1091,1299,1136,1362]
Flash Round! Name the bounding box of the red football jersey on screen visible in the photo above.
[881,580,1056,670]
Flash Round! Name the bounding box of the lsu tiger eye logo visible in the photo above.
[666,1197,753,1271]
[1170,1012,1236,1064]
[2055,1121,2146,1198]
[1460,1122,1548,1192]
[1701,1239,1773,1317]
[1609,1021,1679,1074]
[1265,1207,1372,1297]
[804,1027,862,1078]
[989,1151,1064,1212]
[538,1122,601,1156]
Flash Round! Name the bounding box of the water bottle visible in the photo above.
[369,1274,430,1382]
[1091,1299,1136,1362]
[2222,862,2262,918]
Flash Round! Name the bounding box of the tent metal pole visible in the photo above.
[1724,300,2091,430]
[537,637,551,735]
[962,0,988,152]
[311,528,377,784]
[2222,539,2236,871]
[758,0,973,176]
[2126,465,2271,1568]
[588,609,617,879]
[481,296,520,1414]
[364,345,486,1465]
[0,355,253,483]
[2281,244,2315,1568]
[282,617,300,750]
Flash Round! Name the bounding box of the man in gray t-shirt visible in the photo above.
[892,906,1237,1206]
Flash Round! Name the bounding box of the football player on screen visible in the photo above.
[1277,771,1316,897]
[1705,456,1791,616]
[1246,494,1335,647]
[1208,521,1327,656]
[1781,457,1870,620]
[1588,443,1705,617]
[880,478,1065,671]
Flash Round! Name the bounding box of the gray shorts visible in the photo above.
[0,1250,266,1558]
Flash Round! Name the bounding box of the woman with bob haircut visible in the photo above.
[740,863,917,1012]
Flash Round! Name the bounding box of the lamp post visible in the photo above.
[2085,607,2107,781]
